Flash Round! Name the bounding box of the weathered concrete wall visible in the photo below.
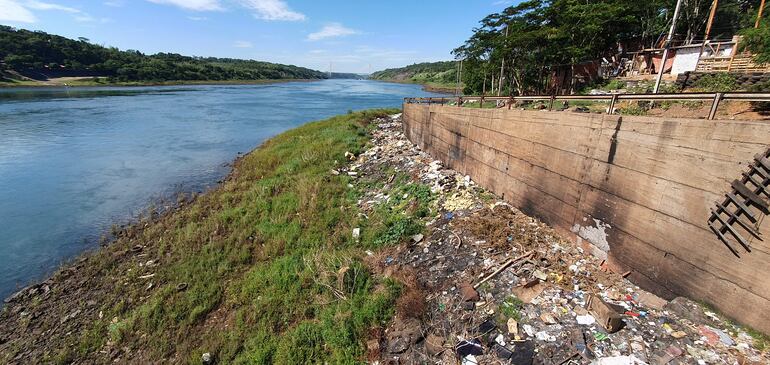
[403,103,770,333]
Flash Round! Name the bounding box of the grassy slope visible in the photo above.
[1,110,432,364]
[369,61,458,92]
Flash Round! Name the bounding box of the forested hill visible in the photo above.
[369,61,457,87]
[0,26,326,82]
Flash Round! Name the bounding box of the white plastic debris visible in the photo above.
[576,314,596,325]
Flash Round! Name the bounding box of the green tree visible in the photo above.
[741,19,770,63]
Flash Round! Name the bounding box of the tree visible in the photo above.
[741,19,770,63]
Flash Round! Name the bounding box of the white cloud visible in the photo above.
[25,0,79,13]
[187,16,208,21]
[103,0,124,6]
[307,23,358,41]
[233,40,253,48]
[0,0,37,22]
[237,0,305,21]
[146,0,223,11]
[0,0,102,23]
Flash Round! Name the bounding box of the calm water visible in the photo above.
[0,80,440,301]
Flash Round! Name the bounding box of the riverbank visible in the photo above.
[2,109,767,364]
[0,109,425,363]
[0,77,320,88]
[369,78,457,94]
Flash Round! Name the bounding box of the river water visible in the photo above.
[0,80,440,301]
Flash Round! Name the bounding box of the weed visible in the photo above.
[500,295,524,321]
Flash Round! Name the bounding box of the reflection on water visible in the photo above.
[0,80,440,301]
[0,86,201,101]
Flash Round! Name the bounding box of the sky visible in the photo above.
[0,0,516,73]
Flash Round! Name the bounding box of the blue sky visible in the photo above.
[0,0,514,73]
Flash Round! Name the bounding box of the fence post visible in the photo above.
[608,94,619,114]
[480,96,485,108]
[548,95,556,111]
[457,97,463,108]
[508,96,514,110]
[708,93,723,120]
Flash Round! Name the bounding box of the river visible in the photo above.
[0,79,440,301]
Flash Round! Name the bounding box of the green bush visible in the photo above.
[692,73,739,92]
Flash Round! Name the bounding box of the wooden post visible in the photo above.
[608,94,619,114]
[708,93,723,120]
[757,0,766,28]
[704,0,719,41]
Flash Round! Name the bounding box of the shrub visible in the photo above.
[692,73,739,92]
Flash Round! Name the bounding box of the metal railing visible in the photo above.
[404,92,770,120]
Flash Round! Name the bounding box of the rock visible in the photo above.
[540,313,558,324]
[636,290,668,310]
[412,233,424,243]
[201,352,213,365]
[366,339,380,356]
[60,309,81,324]
[665,297,709,324]
[352,228,360,239]
[425,333,445,355]
[386,317,423,354]
[596,355,647,365]
[670,330,687,339]
[507,318,519,335]
[458,282,480,302]
[387,336,409,354]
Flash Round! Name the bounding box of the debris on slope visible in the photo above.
[350,113,769,365]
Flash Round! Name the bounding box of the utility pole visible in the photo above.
[704,0,719,41]
[654,0,684,93]
[456,59,463,96]
[757,0,766,28]
[498,25,508,97]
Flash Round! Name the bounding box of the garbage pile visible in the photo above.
[348,113,768,365]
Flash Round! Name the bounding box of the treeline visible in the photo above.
[369,61,457,85]
[454,0,766,95]
[0,26,326,82]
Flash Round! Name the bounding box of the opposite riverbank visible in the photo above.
[0,76,319,88]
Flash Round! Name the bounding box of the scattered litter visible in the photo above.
[347,114,767,364]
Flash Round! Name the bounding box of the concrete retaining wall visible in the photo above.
[403,103,770,333]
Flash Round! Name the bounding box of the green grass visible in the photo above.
[499,295,524,322]
[38,109,437,364]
